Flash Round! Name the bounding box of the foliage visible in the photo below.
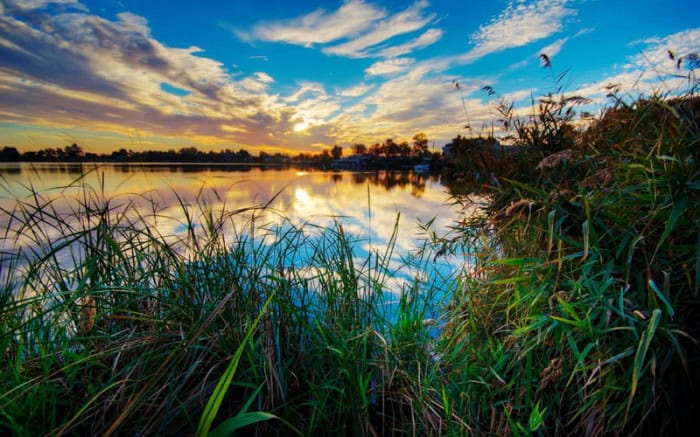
[0,178,452,435]
[439,72,699,434]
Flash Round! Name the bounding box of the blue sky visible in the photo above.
[0,0,698,155]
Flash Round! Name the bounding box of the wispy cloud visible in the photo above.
[564,28,700,108]
[365,58,415,76]
[3,0,86,11]
[0,7,340,152]
[540,37,568,59]
[470,0,576,53]
[322,0,437,58]
[238,0,438,59]
[336,83,373,97]
[238,0,385,47]
[376,28,443,58]
[284,82,326,102]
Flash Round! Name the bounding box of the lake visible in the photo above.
[0,163,476,302]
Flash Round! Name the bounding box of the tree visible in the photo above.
[398,141,411,157]
[412,133,429,157]
[179,147,200,161]
[331,145,343,159]
[383,139,399,158]
[0,146,20,161]
[64,143,84,161]
[352,143,367,155]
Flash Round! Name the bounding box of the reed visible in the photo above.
[0,175,453,435]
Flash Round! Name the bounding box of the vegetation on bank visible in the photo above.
[0,133,437,167]
[1,60,699,435]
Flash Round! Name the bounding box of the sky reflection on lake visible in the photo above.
[0,163,476,309]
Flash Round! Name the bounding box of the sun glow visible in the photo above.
[293,121,308,132]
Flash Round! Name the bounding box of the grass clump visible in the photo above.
[0,178,457,435]
[438,70,699,434]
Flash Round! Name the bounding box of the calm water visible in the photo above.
[0,163,473,295]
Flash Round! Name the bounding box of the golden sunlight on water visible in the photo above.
[0,163,482,291]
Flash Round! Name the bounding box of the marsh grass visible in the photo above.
[0,173,460,435]
[438,72,699,434]
[2,63,699,435]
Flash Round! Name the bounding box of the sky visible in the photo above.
[0,0,698,155]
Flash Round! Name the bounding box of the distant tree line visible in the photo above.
[0,132,439,164]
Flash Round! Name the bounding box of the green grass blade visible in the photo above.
[628,309,661,416]
[195,291,276,437]
[208,412,277,437]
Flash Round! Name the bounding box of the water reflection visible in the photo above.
[0,163,468,297]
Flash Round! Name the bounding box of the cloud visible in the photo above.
[0,8,330,152]
[540,37,567,59]
[254,72,274,83]
[574,27,594,38]
[322,0,437,58]
[242,0,385,47]
[239,0,438,59]
[336,83,373,97]
[3,0,86,11]
[464,0,576,61]
[376,28,443,58]
[365,58,415,76]
[562,28,700,110]
[627,28,700,70]
[284,82,326,102]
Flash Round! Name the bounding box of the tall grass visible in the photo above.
[0,175,457,435]
[438,70,699,434]
[2,66,698,435]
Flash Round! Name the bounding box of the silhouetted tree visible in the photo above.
[0,146,21,161]
[331,145,343,159]
[352,143,367,155]
[412,133,429,157]
[64,143,84,161]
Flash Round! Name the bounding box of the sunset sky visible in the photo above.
[0,0,698,155]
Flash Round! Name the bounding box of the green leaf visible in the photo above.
[654,197,688,257]
[195,292,276,437]
[528,402,547,431]
[493,257,541,266]
[208,412,277,437]
[648,278,675,319]
[581,220,590,261]
[628,309,662,412]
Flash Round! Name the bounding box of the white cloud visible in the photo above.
[4,0,86,11]
[243,0,385,47]
[574,27,594,38]
[376,28,443,58]
[238,0,438,59]
[284,82,326,102]
[116,12,150,35]
[627,28,700,70]
[323,0,436,58]
[346,104,367,113]
[336,83,372,97]
[365,58,415,76]
[254,72,274,83]
[540,37,567,59]
[470,0,576,55]
[569,28,700,105]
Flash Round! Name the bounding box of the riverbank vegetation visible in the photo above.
[1,62,698,435]
[0,133,437,168]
